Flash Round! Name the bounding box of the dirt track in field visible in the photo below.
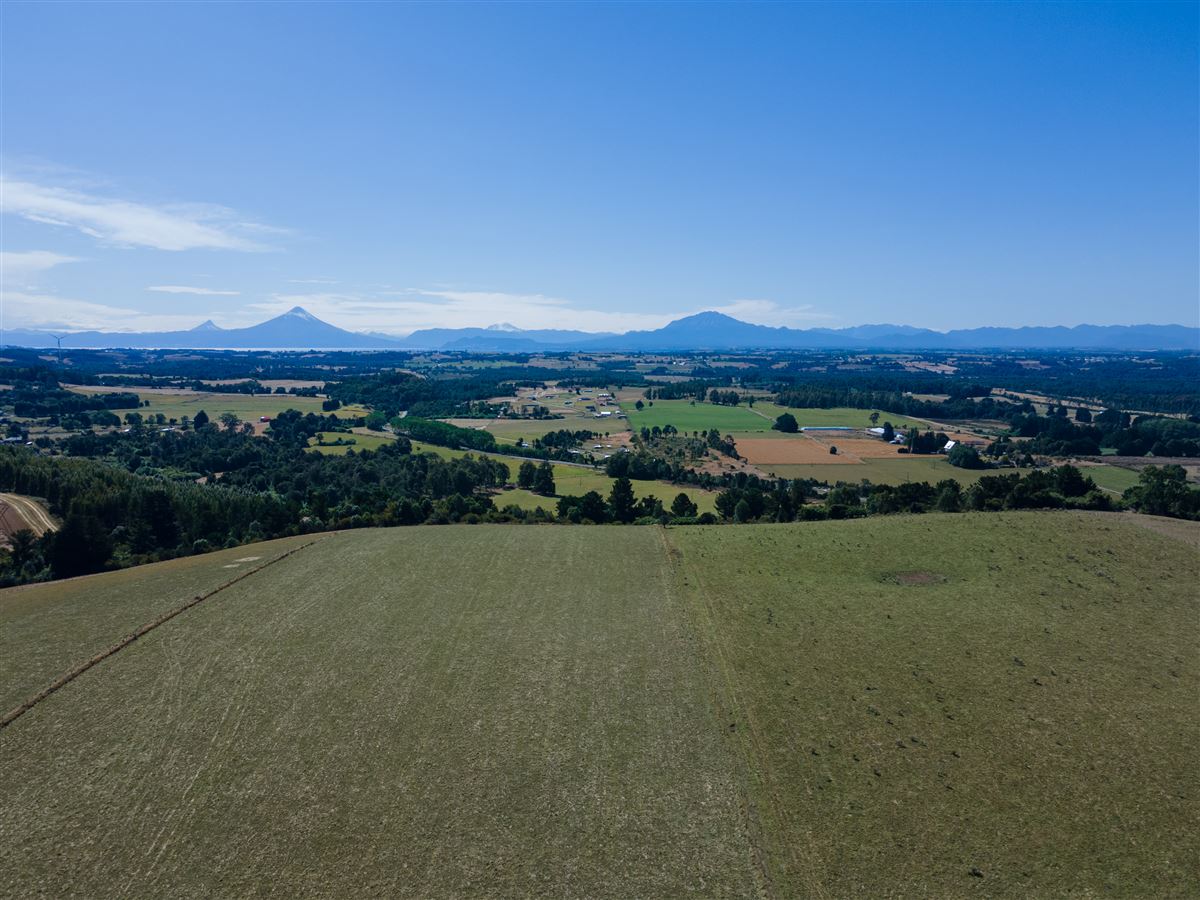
[0,494,57,537]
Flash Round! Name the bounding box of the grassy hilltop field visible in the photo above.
[2,512,1197,898]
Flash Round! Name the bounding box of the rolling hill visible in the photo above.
[2,512,1196,897]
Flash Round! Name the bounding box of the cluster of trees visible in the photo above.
[902,430,951,455]
[327,371,508,419]
[707,389,747,406]
[1122,465,1200,519]
[9,380,140,420]
[711,465,1117,524]
[1002,409,1200,457]
[774,385,1009,421]
[642,381,712,402]
[552,478,700,524]
[394,417,498,452]
[516,460,557,495]
[532,429,596,451]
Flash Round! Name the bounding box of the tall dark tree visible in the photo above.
[532,461,556,496]
[671,492,698,518]
[608,476,637,523]
[517,461,537,489]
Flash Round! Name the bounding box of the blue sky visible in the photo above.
[1,1,1196,334]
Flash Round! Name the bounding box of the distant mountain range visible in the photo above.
[3,307,1196,352]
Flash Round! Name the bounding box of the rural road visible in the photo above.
[0,494,57,535]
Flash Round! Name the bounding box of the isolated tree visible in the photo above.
[532,461,556,496]
[881,422,895,442]
[635,399,644,411]
[671,492,698,518]
[517,460,537,489]
[829,445,838,455]
[869,412,880,427]
[773,413,799,434]
[608,476,637,523]
[219,412,241,430]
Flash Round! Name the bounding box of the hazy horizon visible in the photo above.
[2,1,1197,335]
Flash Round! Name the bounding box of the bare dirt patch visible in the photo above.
[737,436,863,465]
[808,436,909,459]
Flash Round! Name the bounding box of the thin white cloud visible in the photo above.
[0,250,80,277]
[288,277,339,285]
[708,299,836,326]
[0,177,279,251]
[148,285,240,296]
[0,289,205,332]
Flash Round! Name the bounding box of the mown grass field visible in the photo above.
[1,512,1195,897]
[0,535,315,713]
[0,528,758,898]
[670,513,1199,897]
[622,398,771,432]
[622,399,931,437]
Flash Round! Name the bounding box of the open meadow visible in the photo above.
[65,386,368,424]
[751,401,929,431]
[1,512,1196,897]
[306,431,395,455]
[622,399,772,432]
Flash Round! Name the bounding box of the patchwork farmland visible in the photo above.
[2,512,1196,897]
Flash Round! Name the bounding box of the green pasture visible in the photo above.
[621,399,771,432]
[0,528,758,897]
[1082,463,1141,493]
[669,513,1198,897]
[750,401,928,430]
[306,431,394,455]
[1,514,1196,896]
[761,458,1035,485]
